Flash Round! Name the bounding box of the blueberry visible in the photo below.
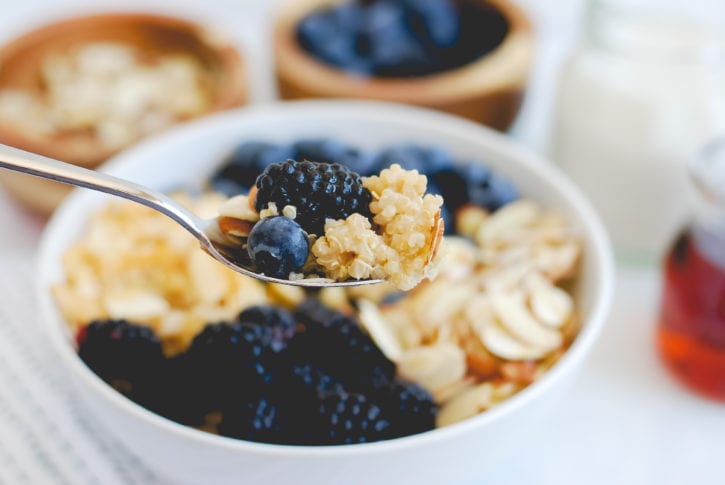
[363,2,428,77]
[429,167,467,213]
[297,10,370,74]
[431,162,520,214]
[464,164,519,211]
[400,0,460,50]
[452,3,509,69]
[247,216,309,279]
[210,177,247,198]
[427,181,454,234]
[293,139,378,176]
[331,4,366,31]
[211,142,293,192]
[375,144,453,176]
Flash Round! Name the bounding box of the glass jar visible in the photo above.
[658,137,725,400]
[552,0,725,261]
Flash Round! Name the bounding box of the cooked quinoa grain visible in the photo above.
[362,164,444,290]
[311,213,390,281]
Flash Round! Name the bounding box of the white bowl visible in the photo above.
[37,100,614,485]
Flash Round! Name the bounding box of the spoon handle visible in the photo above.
[0,143,204,238]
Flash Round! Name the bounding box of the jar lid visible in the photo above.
[588,0,725,63]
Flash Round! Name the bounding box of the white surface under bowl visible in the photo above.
[37,100,614,485]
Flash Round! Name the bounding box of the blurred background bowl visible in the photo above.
[37,101,613,485]
[274,0,532,131]
[0,12,247,214]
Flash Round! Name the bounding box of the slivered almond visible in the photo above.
[247,185,258,211]
[489,289,563,352]
[475,200,541,246]
[217,194,259,222]
[357,298,403,362]
[436,383,495,427]
[427,210,445,265]
[398,343,466,394]
[218,216,253,238]
[527,273,573,328]
[474,315,548,361]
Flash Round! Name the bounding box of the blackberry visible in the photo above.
[77,319,165,404]
[292,299,395,392]
[254,160,373,235]
[378,379,438,437]
[315,392,392,445]
[184,321,286,408]
[237,305,297,351]
[218,396,292,444]
[290,364,345,396]
[152,353,210,426]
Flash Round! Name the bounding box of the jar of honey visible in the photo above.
[658,137,725,400]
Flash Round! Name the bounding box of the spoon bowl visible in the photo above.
[0,143,383,287]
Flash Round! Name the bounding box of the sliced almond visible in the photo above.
[267,283,305,307]
[410,282,475,337]
[318,287,352,312]
[247,185,258,211]
[217,216,254,239]
[217,194,260,222]
[357,299,403,363]
[500,360,539,385]
[432,376,477,405]
[454,204,488,238]
[475,200,541,246]
[527,273,573,328]
[398,342,466,394]
[474,315,548,361]
[103,288,169,320]
[489,289,563,352]
[187,250,230,305]
[427,210,445,266]
[436,383,494,427]
[533,242,580,281]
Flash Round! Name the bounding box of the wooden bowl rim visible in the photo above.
[0,11,247,167]
[274,0,533,104]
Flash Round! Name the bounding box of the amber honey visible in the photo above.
[658,231,725,400]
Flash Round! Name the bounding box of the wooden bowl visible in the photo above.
[274,0,533,131]
[0,13,247,214]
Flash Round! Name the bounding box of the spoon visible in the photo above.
[0,143,383,288]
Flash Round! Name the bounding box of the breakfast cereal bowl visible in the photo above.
[37,101,613,485]
[0,12,247,214]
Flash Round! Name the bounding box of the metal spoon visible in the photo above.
[0,143,383,287]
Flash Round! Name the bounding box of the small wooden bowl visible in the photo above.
[274,0,533,131]
[0,13,247,214]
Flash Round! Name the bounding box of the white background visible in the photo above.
[1,1,725,484]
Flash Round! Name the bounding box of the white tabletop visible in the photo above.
[1,1,723,484]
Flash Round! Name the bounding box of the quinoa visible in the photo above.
[312,164,444,290]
